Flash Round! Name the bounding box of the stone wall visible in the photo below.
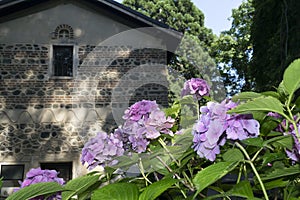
[0,43,168,176]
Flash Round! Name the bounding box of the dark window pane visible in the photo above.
[58,29,70,38]
[53,45,73,76]
[1,165,24,180]
[40,162,72,182]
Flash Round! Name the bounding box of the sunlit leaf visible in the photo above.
[62,174,101,199]
[228,96,285,116]
[232,92,262,102]
[7,182,64,200]
[283,59,300,95]
[139,178,179,200]
[193,161,239,194]
[91,183,139,200]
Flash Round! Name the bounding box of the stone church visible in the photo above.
[0,0,181,196]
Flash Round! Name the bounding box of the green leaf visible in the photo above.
[261,152,286,167]
[228,96,285,116]
[204,181,259,200]
[139,178,179,200]
[91,183,139,200]
[193,161,239,194]
[260,118,280,136]
[264,179,290,190]
[7,182,64,200]
[261,91,281,99]
[241,137,264,147]
[261,164,300,181]
[62,173,101,200]
[223,149,244,162]
[264,135,293,150]
[283,59,300,95]
[229,180,255,199]
[232,92,262,102]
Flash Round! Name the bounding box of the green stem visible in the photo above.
[237,163,243,184]
[236,142,269,200]
[155,155,195,192]
[286,95,300,142]
[138,158,152,185]
[251,147,263,162]
[287,107,300,141]
[158,138,180,166]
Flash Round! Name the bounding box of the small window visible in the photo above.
[0,165,24,180]
[58,29,70,39]
[40,162,72,182]
[52,45,74,77]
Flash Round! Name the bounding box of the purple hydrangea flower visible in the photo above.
[226,114,260,140]
[17,167,64,200]
[181,78,210,100]
[121,100,175,153]
[285,132,300,162]
[81,100,176,168]
[123,100,159,121]
[276,118,300,162]
[81,132,124,170]
[192,99,260,161]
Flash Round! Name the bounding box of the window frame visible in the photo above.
[49,43,78,79]
[40,162,73,182]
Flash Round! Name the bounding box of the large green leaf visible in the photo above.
[139,178,179,200]
[91,183,139,200]
[283,59,300,95]
[193,161,239,194]
[228,96,285,116]
[62,174,101,200]
[7,182,64,200]
[232,92,262,102]
[261,164,300,181]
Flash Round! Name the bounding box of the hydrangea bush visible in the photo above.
[7,59,300,200]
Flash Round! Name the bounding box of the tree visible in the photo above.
[251,0,300,92]
[211,0,254,96]
[122,0,216,79]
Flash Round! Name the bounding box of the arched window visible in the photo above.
[52,24,74,39]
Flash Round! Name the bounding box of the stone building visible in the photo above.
[0,0,181,196]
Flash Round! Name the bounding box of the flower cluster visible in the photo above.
[18,167,64,200]
[81,132,124,170]
[181,78,210,100]
[122,100,175,153]
[81,100,175,170]
[192,99,260,161]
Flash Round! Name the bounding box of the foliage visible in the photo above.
[122,0,216,80]
[211,0,254,96]
[9,58,300,199]
[251,0,300,92]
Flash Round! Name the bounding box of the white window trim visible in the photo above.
[49,43,78,79]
